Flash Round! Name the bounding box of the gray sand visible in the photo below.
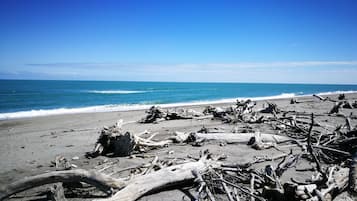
[1,93,356,200]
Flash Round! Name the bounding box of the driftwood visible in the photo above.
[193,133,291,144]
[260,102,280,115]
[0,169,125,200]
[87,120,170,158]
[5,93,357,201]
[313,94,331,102]
[0,152,220,201]
[139,106,202,123]
[353,101,357,109]
[235,99,256,114]
[96,157,219,201]
[290,98,299,104]
[203,100,258,124]
[170,132,292,149]
[350,151,357,193]
[2,148,355,201]
[88,123,292,159]
[203,106,231,119]
[139,106,165,123]
[342,100,355,109]
[329,102,343,114]
[338,94,346,100]
[47,183,67,201]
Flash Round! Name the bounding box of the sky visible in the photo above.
[0,0,357,84]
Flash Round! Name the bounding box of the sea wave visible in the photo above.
[0,90,356,120]
[0,92,298,120]
[316,90,357,96]
[85,90,146,94]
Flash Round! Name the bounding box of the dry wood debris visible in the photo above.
[2,93,357,201]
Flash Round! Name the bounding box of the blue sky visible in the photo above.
[0,0,357,84]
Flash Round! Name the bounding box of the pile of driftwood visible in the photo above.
[202,99,266,124]
[3,118,357,201]
[139,106,202,123]
[1,94,357,201]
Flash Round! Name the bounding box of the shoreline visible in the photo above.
[1,90,357,121]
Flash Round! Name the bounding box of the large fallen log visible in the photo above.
[96,158,220,201]
[195,133,291,143]
[0,155,219,201]
[0,169,126,201]
[171,132,292,144]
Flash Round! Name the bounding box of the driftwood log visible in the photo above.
[47,183,67,201]
[0,169,125,200]
[139,106,202,123]
[1,149,355,201]
[139,106,165,123]
[260,102,280,115]
[0,153,219,201]
[350,151,357,193]
[171,132,292,144]
[87,120,171,158]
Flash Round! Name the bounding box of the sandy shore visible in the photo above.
[1,93,357,200]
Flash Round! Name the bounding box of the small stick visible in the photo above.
[192,170,216,201]
[307,113,327,182]
[345,116,352,131]
[250,173,255,201]
[217,178,266,201]
[146,132,159,140]
[143,156,159,175]
[313,145,351,156]
[233,187,240,201]
[220,175,235,201]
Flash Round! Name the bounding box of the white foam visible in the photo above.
[86,90,146,94]
[316,90,357,96]
[0,93,298,120]
[0,105,149,120]
[0,91,355,120]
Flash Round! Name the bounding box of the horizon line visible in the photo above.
[2,78,357,86]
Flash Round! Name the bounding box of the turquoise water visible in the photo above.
[1,80,357,119]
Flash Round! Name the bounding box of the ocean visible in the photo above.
[1,80,357,120]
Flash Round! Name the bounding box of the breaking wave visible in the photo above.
[0,92,299,120]
[316,90,357,96]
[1,90,357,120]
[86,90,147,94]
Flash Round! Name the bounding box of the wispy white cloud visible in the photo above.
[1,60,356,84]
[26,60,357,69]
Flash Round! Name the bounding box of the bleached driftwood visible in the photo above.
[96,158,219,201]
[350,151,357,193]
[170,132,292,144]
[195,133,291,143]
[139,106,202,123]
[260,102,280,115]
[0,169,126,200]
[0,155,219,201]
[47,183,67,201]
[87,120,171,157]
[329,102,344,114]
[313,94,327,101]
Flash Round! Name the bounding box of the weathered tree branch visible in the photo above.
[0,169,126,201]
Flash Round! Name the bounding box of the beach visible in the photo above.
[1,92,356,200]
